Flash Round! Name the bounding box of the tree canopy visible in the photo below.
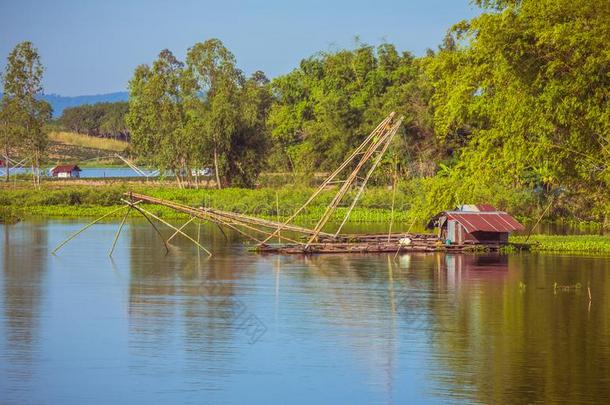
[126,40,271,188]
[58,102,129,140]
[417,0,610,218]
[266,42,438,177]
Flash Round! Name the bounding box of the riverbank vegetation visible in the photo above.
[0,182,605,230]
[2,183,609,254]
[511,235,610,255]
[0,183,414,223]
[1,0,608,225]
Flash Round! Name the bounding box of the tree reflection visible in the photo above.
[427,254,610,403]
[127,219,260,387]
[0,222,48,387]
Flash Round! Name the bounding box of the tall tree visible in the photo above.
[126,49,196,187]
[227,71,271,187]
[1,41,52,186]
[186,39,242,188]
[0,98,18,181]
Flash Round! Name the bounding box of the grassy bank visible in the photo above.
[0,183,415,224]
[2,183,609,254]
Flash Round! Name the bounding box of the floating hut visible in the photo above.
[51,164,82,178]
[427,205,524,248]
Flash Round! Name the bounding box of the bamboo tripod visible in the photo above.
[260,112,404,248]
[52,198,212,257]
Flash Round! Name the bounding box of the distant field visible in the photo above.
[45,131,129,165]
[48,131,128,152]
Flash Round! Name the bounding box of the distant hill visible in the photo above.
[41,92,129,117]
[1,91,129,117]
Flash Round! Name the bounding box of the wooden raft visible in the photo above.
[254,238,511,254]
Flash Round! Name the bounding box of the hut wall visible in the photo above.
[469,231,509,244]
[447,220,456,243]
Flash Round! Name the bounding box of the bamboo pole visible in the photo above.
[216,215,303,244]
[260,113,396,245]
[525,195,555,242]
[307,120,397,244]
[115,153,148,177]
[198,208,265,244]
[215,222,229,241]
[52,205,128,254]
[194,206,266,243]
[128,202,212,256]
[331,118,403,239]
[167,216,197,243]
[124,202,170,254]
[276,191,281,244]
[387,170,398,243]
[128,192,328,238]
[109,206,132,257]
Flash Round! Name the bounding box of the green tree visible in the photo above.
[99,102,129,139]
[227,71,272,187]
[126,49,197,187]
[59,102,129,140]
[186,39,270,188]
[267,42,438,180]
[0,98,19,181]
[186,39,242,188]
[1,41,52,186]
[423,0,610,219]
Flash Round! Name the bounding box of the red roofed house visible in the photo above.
[51,164,82,178]
[427,205,524,246]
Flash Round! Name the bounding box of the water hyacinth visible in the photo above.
[510,235,610,254]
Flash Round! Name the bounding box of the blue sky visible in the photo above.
[0,0,479,96]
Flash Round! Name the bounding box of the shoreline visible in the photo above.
[2,182,609,254]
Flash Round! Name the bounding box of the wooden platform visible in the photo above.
[254,233,528,254]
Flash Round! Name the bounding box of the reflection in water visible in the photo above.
[127,221,263,392]
[0,222,48,399]
[1,220,610,403]
[427,253,610,404]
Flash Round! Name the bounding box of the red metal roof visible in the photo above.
[52,164,81,174]
[475,204,497,212]
[447,212,524,233]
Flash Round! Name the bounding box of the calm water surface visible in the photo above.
[1,220,610,404]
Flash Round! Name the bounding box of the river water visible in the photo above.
[1,220,609,404]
